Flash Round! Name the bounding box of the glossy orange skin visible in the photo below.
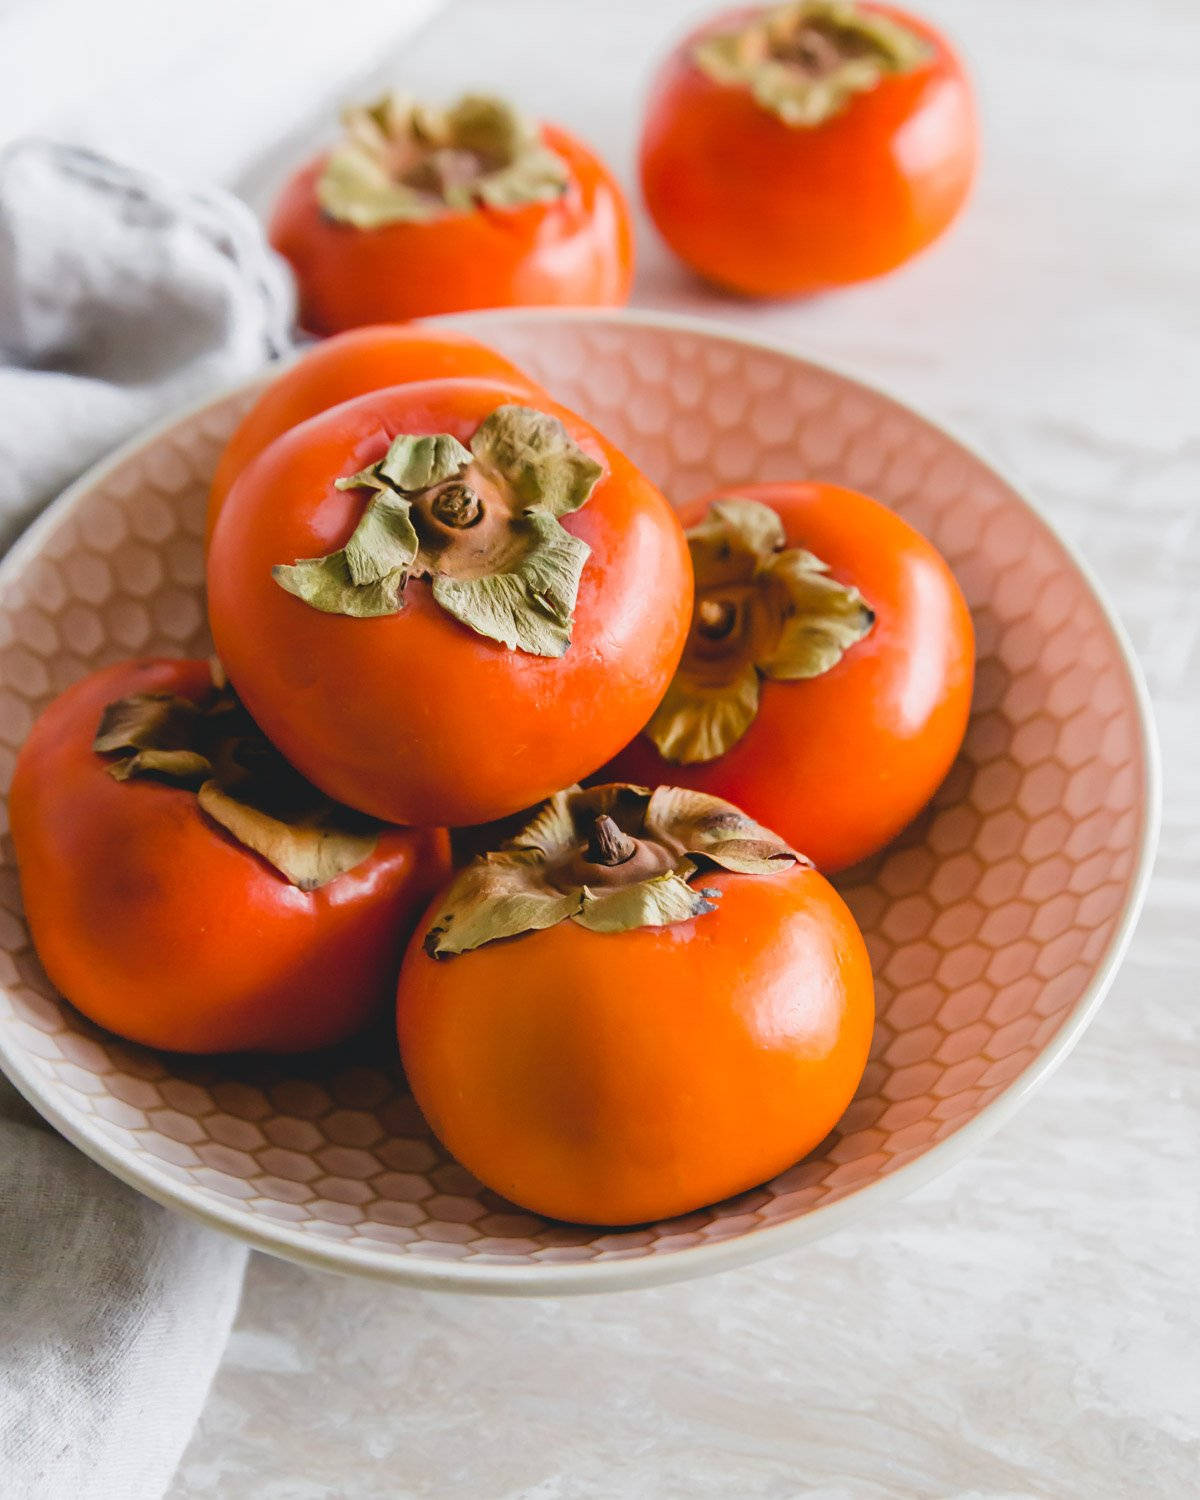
[609,482,975,873]
[640,4,977,297]
[9,659,452,1055]
[206,326,541,545]
[270,125,635,334]
[207,379,693,828]
[397,863,874,1225]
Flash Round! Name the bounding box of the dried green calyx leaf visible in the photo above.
[94,693,200,756]
[423,782,802,958]
[108,748,213,785]
[470,404,603,518]
[419,849,581,958]
[93,668,380,890]
[272,551,408,619]
[317,92,570,228]
[341,490,419,587]
[645,497,875,764]
[197,781,379,893]
[762,544,878,679]
[643,784,802,871]
[370,433,474,493]
[644,664,760,767]
[274,487,417,618]
[693,0,931,128]
[430,509,589,656]
[272,404,602,657]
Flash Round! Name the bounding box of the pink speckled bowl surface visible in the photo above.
[0,310,1157,1293]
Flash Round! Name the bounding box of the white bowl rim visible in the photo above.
[0,306,1161,1296]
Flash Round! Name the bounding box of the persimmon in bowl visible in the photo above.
[0,310,1155,1293]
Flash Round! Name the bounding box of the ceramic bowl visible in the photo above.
[0,310,1157,1293]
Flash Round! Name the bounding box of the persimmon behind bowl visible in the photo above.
[0,310,1156,1294]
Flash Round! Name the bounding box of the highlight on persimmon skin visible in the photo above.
[270,93,635,333]
[605,481,975,873]
[207,378,694,828]
[206,325,543,547]
[639,1,978,297]
[396,782,875,1226]
[9,657,452,1055]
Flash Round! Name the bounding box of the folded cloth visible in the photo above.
[0,138,294,547]
[0,1084,247,1500]
[0,138,295,1499]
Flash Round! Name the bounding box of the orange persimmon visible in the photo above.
[10,658,451,1054]
[607,482,974,872]
[640,1,977,296]
[270,94,634,333]
[207,380,693,827]
[397,784,874,1225]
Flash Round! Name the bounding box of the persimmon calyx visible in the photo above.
[423,782,803,958]
[645,497,875,765]
[317,92,570,228]
[273,404,602,657]
[693,1,930,127]
[93,666,379,891]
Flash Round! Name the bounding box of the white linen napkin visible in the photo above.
[0,139,293,546]
[0,137,294,1499]
[0,1087,247,1500]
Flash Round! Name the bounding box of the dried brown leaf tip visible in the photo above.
[94,694,210,785]
[646,497,875,764]
[273,405,603,657]
[694,1,930,128]
[93,664,380,890]
[318,93,570,228]
[423,783,802,958]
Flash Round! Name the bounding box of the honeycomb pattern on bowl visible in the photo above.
[0,314,1150,1284]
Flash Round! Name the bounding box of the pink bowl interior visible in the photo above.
[0,312,1152,1288]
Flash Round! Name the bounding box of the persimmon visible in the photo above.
[397,783,874,1225]
[607,484,974,872]
[206,325,541,545]
[207,380,693,828]
[9,658,451,1054]
[270,94,635,333]
[640,1,977,297]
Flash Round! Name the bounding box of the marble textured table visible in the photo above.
[151,1,1197,1494]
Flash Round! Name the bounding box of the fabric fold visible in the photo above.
[0,135,292,1498]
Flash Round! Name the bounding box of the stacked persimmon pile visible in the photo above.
[11,2,979,1226]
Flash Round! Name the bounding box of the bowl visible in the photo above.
[0,309,1157,1293]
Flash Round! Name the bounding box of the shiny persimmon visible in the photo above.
[608,482,974,872]
[206,325,541,545]
[270,93,634,333]
[10,658,451,1054]
[640,1,977,297]
[397,783,874,1226]
[207,380,693,828]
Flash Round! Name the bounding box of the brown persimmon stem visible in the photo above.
[766,7,883,75]
[775,23,844,75]
[428,481,483,529]
[696,598,737,640]
[586,814,637,867]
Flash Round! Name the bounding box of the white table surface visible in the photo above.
[45,0,1196,1494]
